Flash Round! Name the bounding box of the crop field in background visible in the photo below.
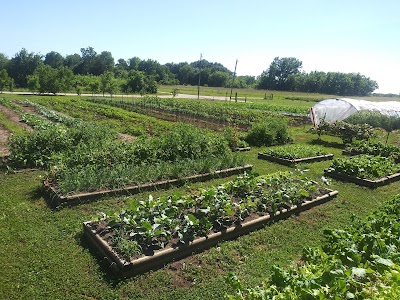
[1,89,400,299]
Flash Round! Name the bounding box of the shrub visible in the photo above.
[244,119,290,147]
[223,126,248,149]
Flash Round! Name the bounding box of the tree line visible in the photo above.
[0,47,378,96]
[256,57,378,96]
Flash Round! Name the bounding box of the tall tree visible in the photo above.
[7,48,43,87]
[65,53,81,71]
[0,69,10,93]
[93,51,114,75]
[44,51,64,68]
[76,46,97,75]
[257,57,303,90]
[0,53,9,70]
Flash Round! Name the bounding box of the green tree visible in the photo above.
[8,78,14,93]
[27,74,40,94]
[122,70,146,94]
[65,53,81,71]
[33,65,74,94]
[0,53,9,70]
[208,71,229,87]
[93,51,114,75]
[44,51,64,68]
[7,48,43,87]
[0,69,10,93]
[257,57,303,90]
[100,71,115,96]
[76,46,97,75]
[88,76,100,96]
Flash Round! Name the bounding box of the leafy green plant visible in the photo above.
[328,154,400,179]
[226,194,400,300]
[346,140,400,162]
[223,126,249,149]
[244,119,291,147]
[314,119,374,143]
[264,144,329,160]
[94,171,326,260]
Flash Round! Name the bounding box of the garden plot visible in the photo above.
[45,164,253,207]
[83,171,337,277]
[343,140,400,162]
[325,154,400,188]
[0,102,33,132]
[258,144,333,166]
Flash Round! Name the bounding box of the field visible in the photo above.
[158,85,400,102]
[1,90,400,299]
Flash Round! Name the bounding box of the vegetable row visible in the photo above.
[93,171,330,259]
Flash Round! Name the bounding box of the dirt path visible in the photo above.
[0,105,33,132]
[0,124,10,156]
[13,102,38,115]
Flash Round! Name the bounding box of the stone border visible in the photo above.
[83,189,338,277]
[44,164,253,207]
[324,169,400,188]
[258,153,333,166]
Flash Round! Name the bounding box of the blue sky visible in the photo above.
[3,0,399,93]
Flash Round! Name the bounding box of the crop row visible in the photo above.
[227,193,400,299]
[85,96,307,127]
[29,96,174,136]
[8,109,245,194]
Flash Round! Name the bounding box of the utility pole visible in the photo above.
[229,59,238,101]
[197,53,203,100]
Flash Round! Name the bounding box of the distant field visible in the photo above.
[158,85,400,102]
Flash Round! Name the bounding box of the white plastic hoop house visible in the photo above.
[310,98,400,126]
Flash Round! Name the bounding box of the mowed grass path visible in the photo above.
[1,128,400,299]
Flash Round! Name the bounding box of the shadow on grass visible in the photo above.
[309,138,345,149]
[28,185,46,203]
[76,231,124,287]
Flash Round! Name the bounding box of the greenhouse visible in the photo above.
[310,98,400,126]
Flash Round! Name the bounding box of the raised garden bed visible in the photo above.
[82,171,337,277]
[44,164,253,207]
[324,169,400,188]
[83,177,338,277]
[325,154,400,188]
[258,153,333,166]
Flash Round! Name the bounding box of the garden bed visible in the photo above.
[44,164,253,207]
[324,169,400,188]
[258,153,333,166]
[325,154,400,188]
[83,188,338,277]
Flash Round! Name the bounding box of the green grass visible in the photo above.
[0,110,26,135]
[158,85,334,102]
[1,126,400,299]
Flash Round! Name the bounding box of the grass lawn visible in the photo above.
[1,124,400,299]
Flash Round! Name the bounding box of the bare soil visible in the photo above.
[0,124,10,156]
[117,133,136,143]
[0,105,33,132]
[13,102,38,115]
